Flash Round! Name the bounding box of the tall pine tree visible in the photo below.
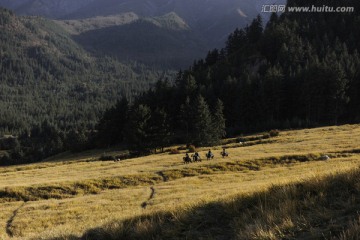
[125,104,151,151]
[212,99,226,144]
[191,95,213,146]
[147,108,171,152]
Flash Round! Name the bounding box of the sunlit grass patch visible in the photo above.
[80,168,360,240]
[0,124,359,239]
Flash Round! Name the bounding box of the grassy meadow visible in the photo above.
[0,124,360,239]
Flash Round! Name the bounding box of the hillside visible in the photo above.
[106,0,360,152]
[0,124,359,239]
[0,0,262,68]
[69,15,205,68]
[54,12,140,35]
[0,0,94,19]
[55,12,201,68]
[0,8,169,133]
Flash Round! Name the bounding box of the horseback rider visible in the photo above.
[183,153,191,164]
[221,148,228,157]
[190,152,200,162]
[207,149,214,159]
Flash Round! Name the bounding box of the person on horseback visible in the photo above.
[221,148,228,158]
[183,153,191,164]
[195,152,200,161]
[207,149,214,160]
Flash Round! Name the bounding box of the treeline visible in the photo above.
[95,95,225,151]
[95,0,360,150]
[0,121,93,165]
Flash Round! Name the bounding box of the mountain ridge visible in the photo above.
[55,11,189,35]
[0,0,259,48]
[0,0,275,68]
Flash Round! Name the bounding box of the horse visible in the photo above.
[191,154,202,162]
[206,152,214,160]
[183,156,192,164]
[220,151,229,158]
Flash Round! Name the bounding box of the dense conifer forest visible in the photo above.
[0,7,172,164]
[1,0,360,165]
[96,0,360,151]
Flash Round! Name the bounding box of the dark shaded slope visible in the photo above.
[74,19,206,68]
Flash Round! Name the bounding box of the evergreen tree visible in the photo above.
[246,15,263,44]
[262,65,284,123]
[66,128,88,152]
[96,98,129,147]
[212,99,226,143]
[147,108,171,152]
[191,95,213,146]
[226,28,246,56]
[125,104,151,151]
[183,74,197,97]
[205,49,219,66]
[179,97,192,143]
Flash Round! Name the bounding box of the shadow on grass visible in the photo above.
[45,168,360,240]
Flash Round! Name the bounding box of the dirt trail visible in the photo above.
[157,171,169,182]
[6,202,25,238]
[141,186,155,209]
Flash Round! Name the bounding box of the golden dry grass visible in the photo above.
[0,124,359,239]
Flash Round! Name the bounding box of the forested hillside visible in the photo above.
[96,0,360,150]
[0,8,173,165]
[0,7,169,133]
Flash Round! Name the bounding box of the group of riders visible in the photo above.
[183,148,229,164]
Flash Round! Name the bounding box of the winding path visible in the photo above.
[6,202,26,237]
[141,186,156,209]
[157,171,169,182]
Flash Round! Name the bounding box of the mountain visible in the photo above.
[0,8,169,133]
[56,12,204,68]
[0,0,259,43]
[54,12,140,35]
[0,0,95,18]
[0,0,265,68]
[61,0,257,46]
